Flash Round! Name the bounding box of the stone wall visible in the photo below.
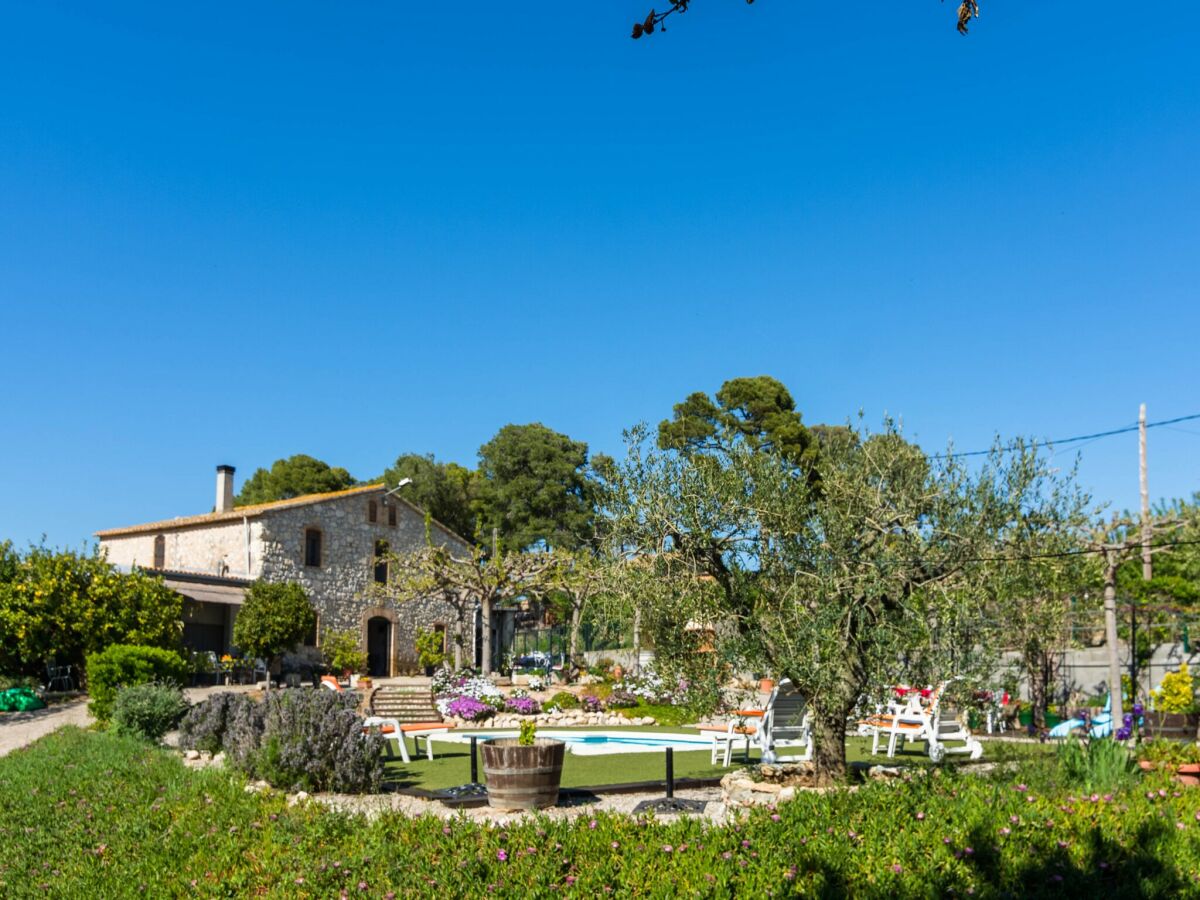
[100,520,264,579]
[257,492,472,675]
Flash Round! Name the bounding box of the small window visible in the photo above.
[368,500,378,523]
[304,528,322,567]
[374,540,389,584]
[387,504,397,527]
[153,534,165,569]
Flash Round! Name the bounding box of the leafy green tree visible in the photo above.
[474,423,597,552]
[234,455,356,506]
[378,453,476,539]
[0,545,183,677]
[604,420,1092,782]
[231,582,317,688]
[657,375,821,470]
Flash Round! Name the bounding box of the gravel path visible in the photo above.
[0,699,92,757]
[312,785,733,826]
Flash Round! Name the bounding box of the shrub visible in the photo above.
[86,644,187,721]
[110,682,188,742]
[0,674,40,692]
[222,693,266,773]
[604,690,638,708]
[414,628,447,670]
[178,691,246,755]
[580,694,604,713]
[252,689,383,792]
[504,696,541,716]
[1151,663,1197,714]
[546,691,580,711]
[518,719,536,746]
[442,695,494,721]
[321,629,366,676]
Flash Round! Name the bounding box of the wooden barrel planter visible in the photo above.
[481,738,566,811]
[1142,712,1200,742]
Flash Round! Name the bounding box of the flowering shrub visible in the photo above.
[440,695,493,721]
[252,689,383,793]
[178,691,244,754]
[1151,663,1197,714]
[580,694,604,713]
[181,690,382,792]
[527,674,546,692]
[504,696,541,716]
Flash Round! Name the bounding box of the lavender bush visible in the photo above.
[252,689,383,793]
[178,691,245,754]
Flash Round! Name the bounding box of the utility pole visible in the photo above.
[1140,404,1152,581]
[1102,545,1124,730]
[1133,403,1151,699]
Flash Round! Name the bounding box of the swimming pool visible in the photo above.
[427,730,711,756]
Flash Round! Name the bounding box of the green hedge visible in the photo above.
[85,644,187,721]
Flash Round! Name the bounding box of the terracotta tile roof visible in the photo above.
[95,484,386,538]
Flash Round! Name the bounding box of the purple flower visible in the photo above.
[496,850,508,862]
[505,697,541,716]
[1132,702,1144,716]
[892,864,902,874]
[445,695,493,721]
[662,845,673,853]
[588,819,597,830]
[999,827,1011,836]
[916,812,925,821]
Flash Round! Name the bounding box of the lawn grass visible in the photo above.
[383,727,1052,792]
[1,726,1195,898]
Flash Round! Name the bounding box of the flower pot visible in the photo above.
[1138,760,1157,772]
[759,679,775,693]
[1044,712,1063,729]
[1177,763,1200,776]
[1017,709,1033,728]
[481,738,565,811]
[1142,711,1200,742]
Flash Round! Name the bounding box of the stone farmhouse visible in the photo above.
[96,466,476,676]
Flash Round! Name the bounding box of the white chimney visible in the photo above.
[215,465,235,513]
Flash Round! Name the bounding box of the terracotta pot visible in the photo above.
[759,679,775,693]
[1177,763,1200,775]
[1138,760,1157,772]
[1175,774,1200,787]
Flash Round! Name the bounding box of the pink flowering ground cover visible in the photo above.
[2,727,1200,897]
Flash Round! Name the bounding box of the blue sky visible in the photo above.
[2,1,1198,548]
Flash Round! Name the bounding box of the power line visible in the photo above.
[967,537,1200,565]
[932,412,1200,459]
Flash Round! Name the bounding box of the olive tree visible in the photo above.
[603,420,1091,782]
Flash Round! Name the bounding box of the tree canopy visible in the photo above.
[474,423,598,553]
[0,543,183,676]
[231,581,317,686]
[234,455,356,506]
[657,375,820,469]
[603,419,1092,781]
[377,453,476,540]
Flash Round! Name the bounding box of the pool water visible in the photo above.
[430,730,711,756]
